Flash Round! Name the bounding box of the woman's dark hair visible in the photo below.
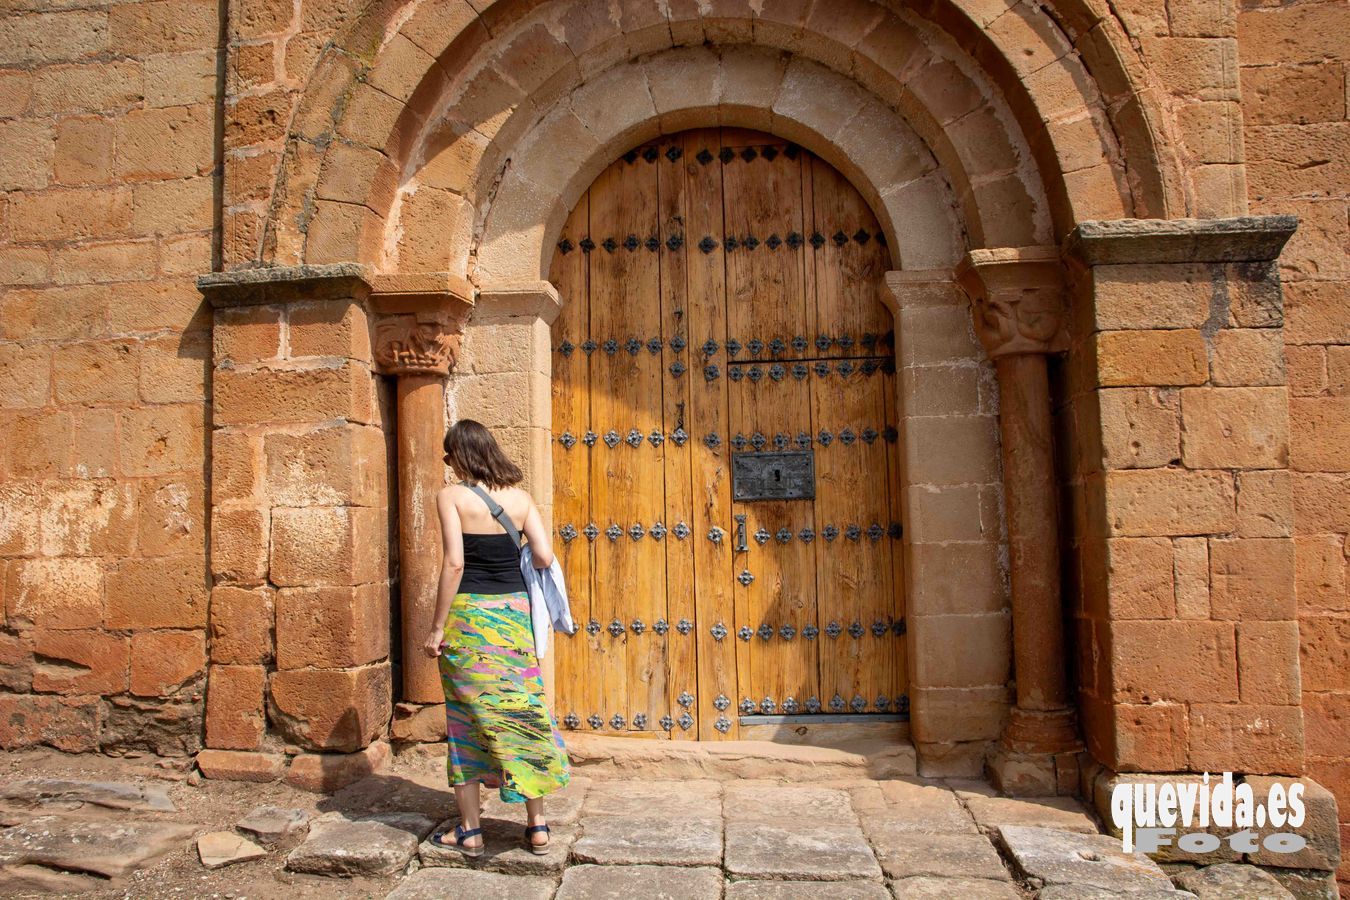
[443,419,524,489]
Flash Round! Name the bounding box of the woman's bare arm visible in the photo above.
[520,497,554,569]
[423,486,465,658]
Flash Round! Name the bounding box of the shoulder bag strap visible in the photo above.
[463,482,523,549]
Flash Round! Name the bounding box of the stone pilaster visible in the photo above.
[956,247,1082,796]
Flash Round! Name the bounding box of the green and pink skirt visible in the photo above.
[438,590,571,802]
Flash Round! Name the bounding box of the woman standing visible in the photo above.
[421,419,571,856]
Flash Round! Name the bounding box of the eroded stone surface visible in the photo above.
[870,832,1010,881]
[852,779,977,833]
[385,866,555,900]
[887,876,1022,899]
[996,825,1173,892]
[581,779,721,819]
[0,816,196,878]
[0,863,108,893]
[0,778,175,813]
[235,805,310,844]
[285,812,435,877]
[1037,884,1198,899]
[725,820,881,880]
[966,795,1099,833]
[1172,862,1296,899]
[726,879,892,898]
[197,830,267,868]
[724,783,855,823]
[419,817,576,875]
[555,863,723,900]
[573,814,722,866]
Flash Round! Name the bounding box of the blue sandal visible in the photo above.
[524,823,550,855]
[430,823,484,858]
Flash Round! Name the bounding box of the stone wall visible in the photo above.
[1237,0,1350,886]
[0,0,219,754]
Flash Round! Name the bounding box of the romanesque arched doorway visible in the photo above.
[548,128,906,741]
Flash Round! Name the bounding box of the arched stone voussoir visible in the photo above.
[465,46,965,284]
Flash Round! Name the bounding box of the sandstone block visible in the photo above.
[269,664,392,752]
[1106,537,1175,619]
[114,104,214,180]
[1294,535,1347,612]
[1303,692,1350,759]
[1112,620,1238,703]
[7,188,131,242]
[1180,387,1288,469]
[962,796,1098,834]
[1174,862,1297,898]
[286,811,433,876]
[205,664,265,750]
[1096,330,1207,387]
[5,557,103,630]
[0,285,108,342]
[1189,703,1304,773]
[910,686,1009,743]
[1237,620,1301,705]
[137,475,204,557]
[197,831,266,869]
[54,117,114,184]
[1105,469,1235,536]
[1244,776,1341,872]
[1211,329,1284,387]
[208,585,274,665]
[911,614,1011,687]
[109,0,217,54]
[0,815,196,880]
[1092,263,1214,330]
[213,304,282,364]
[117,404,204,477]
[0,629,33,692]
[1285,345,1326,398]
[38,479,136,557]
[1299,616,1350,692]
[0,120,53,191]
[145,49,217,107]
[1209,537,1297,620]
[1290,397,1350,473]
[285,740,390,792]
[106,553,208,629]
[275,583,389,669]
[3,409,74,478]
[269,505,387,587]
[0,343,48,412]
[32,630,128,695]
[1235,470,1293,538]
[130,630,205,696]
[1111,702,1189,772]
[209,506,269,583]
[213,360,377,426]
[556,864,722,900]
[906,542,1006,615]
[1291,473,1350,534]
[53,241,158,285]
[1284,281,1349,346]
[211,429,262,505]
[264,424,386,507]
[391,702,444,743]
[195,748,284,782]
[391,867,556,900]
[725,819,881,880]
[288,300,372,360]
[235,805,310,845]
[110,278,210,335]
[1098,387,1181,469]
[139,332,209,405]
[872,831,1010,881]
[572,814,722,866]
[995,825,1172,892]
[904,415,1001,485]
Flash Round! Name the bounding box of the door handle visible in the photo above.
[734,514,748,553]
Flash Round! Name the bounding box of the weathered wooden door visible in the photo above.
[550,128,907,740]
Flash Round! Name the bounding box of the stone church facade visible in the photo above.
[0,0,1346,890]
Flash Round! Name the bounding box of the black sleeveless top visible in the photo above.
[460,531,527,594]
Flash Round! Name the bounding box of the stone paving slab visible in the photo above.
[419,817,576,875]
[965,795,1098,834]
[581,778,722,819]
[858,802,979,836]
[1172,862,1295,898]
[852,778,978,834]
[573,814,723,866]
[197,830,267,869]
[724,782,856,823]
[725,819,882,881]
[286,812,436,877]
[0,778,176,813]
[995,824,1174,893]
[555,863,723,900]
[726,878,892,898]
[235,805,310,845]
[385,867,556,900]
[870,831,1011,881]
[1038,884,1198,899]
[888,875,1023,898]
[0,815,196,878]
[481,780,588,825]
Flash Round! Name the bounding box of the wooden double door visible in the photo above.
[549,128,907,740]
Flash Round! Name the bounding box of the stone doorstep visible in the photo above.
[419,817,576,876]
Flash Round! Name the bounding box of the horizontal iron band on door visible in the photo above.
[555,333,894,357]
[740,713,909,724]
[554,427,899,450]
[556,227,885,257]
[557,521,902,543]
[567,618,906,640]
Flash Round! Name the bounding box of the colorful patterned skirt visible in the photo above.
[438,590,571,802]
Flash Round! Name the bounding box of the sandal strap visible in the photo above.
[525,824,550,835]
[455,824,484,840]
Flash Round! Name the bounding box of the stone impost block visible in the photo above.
[197,264,371,309]
[268,664,392,752]
[1064,216,1298,265]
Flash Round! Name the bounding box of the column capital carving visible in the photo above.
[955,247,1067,359]
[369,273,474,377]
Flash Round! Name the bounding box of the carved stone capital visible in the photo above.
[955,247,1067,359]
[369,272,474,377]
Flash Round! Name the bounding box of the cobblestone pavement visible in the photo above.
[0,749,1315,898]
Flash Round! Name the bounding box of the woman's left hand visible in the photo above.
[423,628,445,659]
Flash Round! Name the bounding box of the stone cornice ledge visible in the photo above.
[197,265,476,311]
[1063,216,1299,266]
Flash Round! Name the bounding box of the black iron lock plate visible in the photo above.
[731,451,815,501]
